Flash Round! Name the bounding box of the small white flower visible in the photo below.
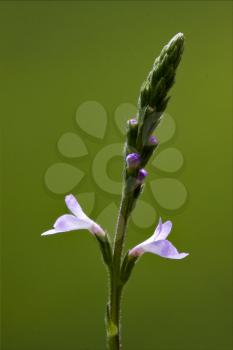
[129,218,188,259]
[41,194,105,238]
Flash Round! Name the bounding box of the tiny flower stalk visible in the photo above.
[42,33,188,350]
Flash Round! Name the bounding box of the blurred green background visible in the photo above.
[1,1,232,350]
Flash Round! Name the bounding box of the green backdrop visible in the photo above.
[1,1,232,350]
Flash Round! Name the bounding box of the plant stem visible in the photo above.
[105,32,185,350]
[113,193,132,274]
[106,189,134,350]
[106,276,123,350]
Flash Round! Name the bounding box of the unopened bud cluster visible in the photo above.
[123,33,184,200]
[124,128,157,196]
[124,115,159,194]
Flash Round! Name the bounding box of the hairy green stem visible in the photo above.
[106,277,123,350]
[106,187,134,350]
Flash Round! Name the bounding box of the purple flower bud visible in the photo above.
[126,153,141,168]
[128,118,138,126]
[148,135,158,145]
[137,169,148,183]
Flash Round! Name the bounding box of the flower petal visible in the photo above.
[144,239,188,259]
[41,193,106,238]
[41,229,60,236]
[64,195,105,236]
[65,194,86,218]
[152,218,163,239]
[156,221,172,240]
[76,192,95,216]
[54,214,92,232]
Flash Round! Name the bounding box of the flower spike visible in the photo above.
[129,218,188,259]
[41,33,187,350]
[41,194,105,238]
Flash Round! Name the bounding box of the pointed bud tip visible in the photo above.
[168,32,185,49]
[175,32,185,39]
[173,32,185,42]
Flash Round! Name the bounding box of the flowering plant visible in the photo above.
[42,33,188,350]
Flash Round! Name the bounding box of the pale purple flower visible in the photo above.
[137,169,148,184]
[41,194,105,237]
[126,153,141,168]
[129,218,188,259]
